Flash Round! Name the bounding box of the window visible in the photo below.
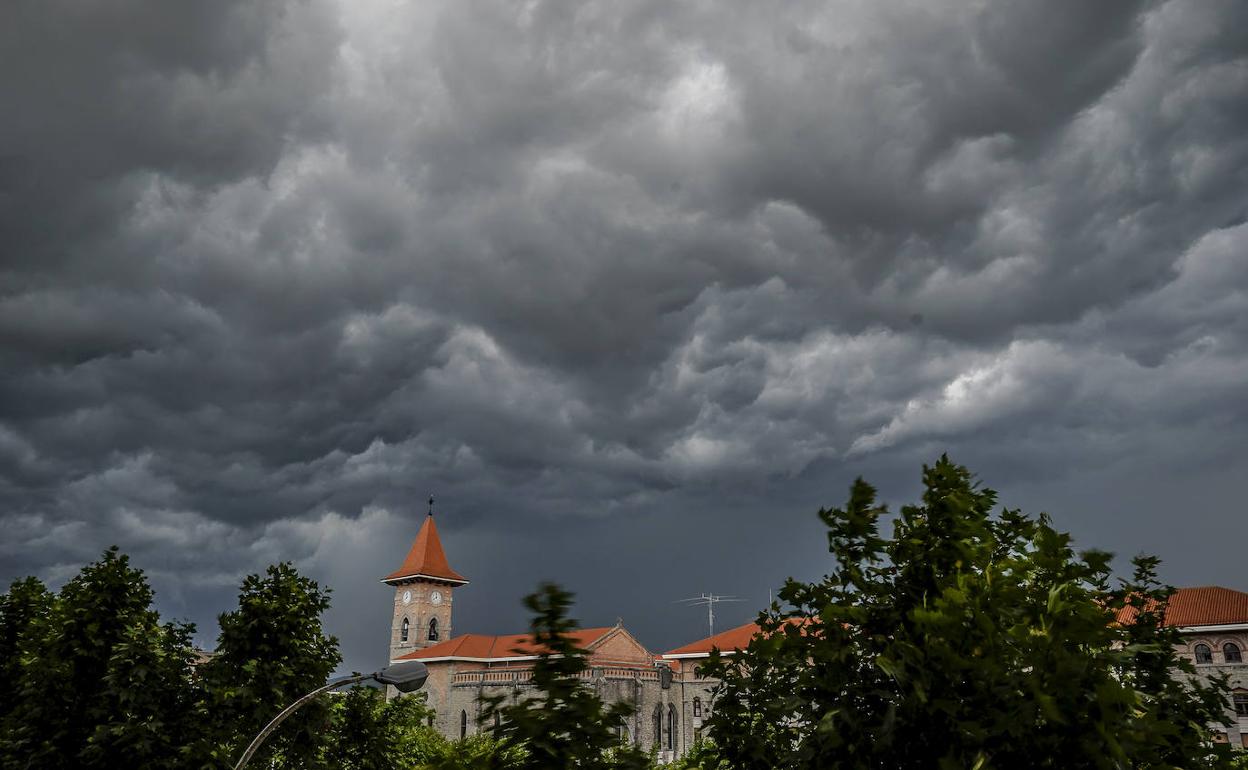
[652,705,662,748]
[693,697,702,717]
[1234,692,1248,718]
[493,713,501,732]
[1195,643,1213,664]
[667,704,677,751]
[1224,642,1242,664]
[428,617,440,641]
[400,617,409,642]
[460,710,468,739]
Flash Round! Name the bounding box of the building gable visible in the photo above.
[587,625,654,666]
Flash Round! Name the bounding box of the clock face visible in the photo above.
[430,590,443,606]
[402,590,412,605]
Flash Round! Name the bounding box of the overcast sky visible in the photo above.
[2,0,1246,674]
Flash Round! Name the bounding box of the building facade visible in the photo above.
[384,513,1248,756]
[382,509,718,761]
[1161,587,1248,748]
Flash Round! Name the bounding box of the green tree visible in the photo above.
[1112,555,1234,764]
[2,548,203,770]
[422,733,526,770]
[199,562,342,769]
[321,686,442,770]
[0,577,53,723]
[701,456,1234,770]
[667,737,728,769]
[481,583,651,770]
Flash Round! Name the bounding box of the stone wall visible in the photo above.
[1182,631,1248,748]
[407,664,716,762]
[388,581,455,662]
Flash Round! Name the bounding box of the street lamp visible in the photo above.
[233,660,429,770]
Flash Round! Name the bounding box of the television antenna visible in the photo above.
[674,593,744,638]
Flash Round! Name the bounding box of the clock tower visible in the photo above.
[382,498,468,662]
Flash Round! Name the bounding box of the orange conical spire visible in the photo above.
[381,499,469,585]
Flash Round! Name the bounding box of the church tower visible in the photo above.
[382,498,468,662]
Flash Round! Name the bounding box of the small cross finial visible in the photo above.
[428,496,434,516]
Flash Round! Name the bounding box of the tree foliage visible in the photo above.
[1,553,460,770]
[0,577,53,721]
[1,548,203,770]
[422,733,528,770]
[321,685,443,770]
[701,456,1235,770]
[666,738,729,769]
[199,561,343,768]
[481,583,651,770]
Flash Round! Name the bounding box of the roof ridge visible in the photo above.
[396,626,632,661]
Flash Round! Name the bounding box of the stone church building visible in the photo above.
[383,510,1248,757]
[381,509,718,761]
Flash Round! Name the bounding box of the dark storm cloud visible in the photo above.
[2,0,1247,669]
[0,0,339,280]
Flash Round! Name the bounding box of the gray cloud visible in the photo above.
[2,0,1247,671]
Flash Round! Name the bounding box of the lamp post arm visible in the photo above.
[232,672,370,770]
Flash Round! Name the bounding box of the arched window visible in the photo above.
[460,710,468,739]
[1194,643,1213,664]
[692,697,702,717]
[1224,642,1242,664]
[667,704,677,751]
[652,705,662,748]
[400,617,409,642]
[428,617,440,641]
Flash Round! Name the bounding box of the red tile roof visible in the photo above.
[663,617,813,658]
[663,621,763,658]
[397,627,615,661]
[382,513,468,585]
[1117,586,1248,628]
[668,587,1248,659]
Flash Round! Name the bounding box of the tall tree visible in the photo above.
[2,548,203,770]
[481,583,650,770]
[701,456,1235,770]
[199,562,342,769]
